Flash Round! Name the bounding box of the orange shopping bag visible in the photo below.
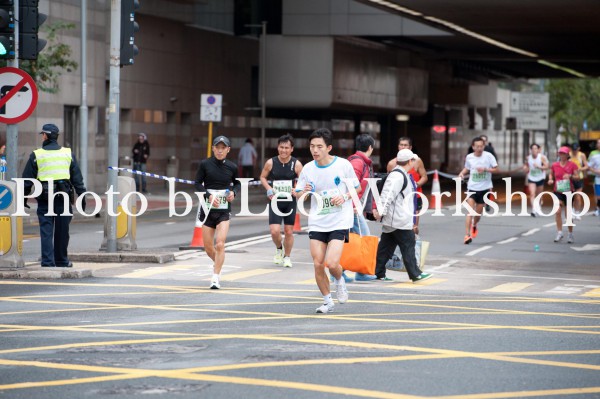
[339,232,378,275]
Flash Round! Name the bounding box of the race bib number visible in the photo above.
[273,180,293,195]
[317,188,342,215]
[556,179,571,193]
[206,189,229,210]
[471,171,489,182]
[530,168,542,177]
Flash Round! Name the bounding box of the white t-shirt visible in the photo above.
[588,153,600,185]
[465,151,497,191]
[296,157,359,232]
[527,154,546,182]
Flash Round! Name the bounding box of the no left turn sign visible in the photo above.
[0,67,38,124]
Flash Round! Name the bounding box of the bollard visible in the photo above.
[0,181,24,268]
[101,176,138,251]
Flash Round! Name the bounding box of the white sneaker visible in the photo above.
[573,214,582,221]
[282,257,292,268]
[554,232,563,243]
[335,281,349,304]
[210,277,220,289]
[316,302,334,314]
[567,233,574,243]
[273,248,284,265]
[595,209,600,217]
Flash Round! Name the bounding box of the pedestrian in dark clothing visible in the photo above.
[467,134,497,159]
[132,132,150,193]
[22,124,86,267]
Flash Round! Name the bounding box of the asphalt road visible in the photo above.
[4,200,600,398]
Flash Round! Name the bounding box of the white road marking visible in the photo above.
[522,228,540,236]
[165,222,176,225]
[465,245,493,257]
[543,222,555,228]
[473,273,600,283]
[429,259,458,271]
[497,237,518,245]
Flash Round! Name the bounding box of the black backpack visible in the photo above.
[375,169,408,198]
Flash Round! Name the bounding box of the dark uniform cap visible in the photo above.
[212,135,231,147]
[40,124,59,135]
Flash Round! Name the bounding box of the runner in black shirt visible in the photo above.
[260,134,303,268]
[195,135,241,289]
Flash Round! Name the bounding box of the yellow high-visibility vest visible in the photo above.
[33,147,72,181]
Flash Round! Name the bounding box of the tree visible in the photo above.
[3,21,78,93]
[547,78,600,142]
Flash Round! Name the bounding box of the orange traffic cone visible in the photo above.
[430,169,441,210]
[179,205,206,250]
[293,213,307,234]
[189,224,205,247]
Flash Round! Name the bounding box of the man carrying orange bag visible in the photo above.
[373,149,432,283]
[295,128,361,314]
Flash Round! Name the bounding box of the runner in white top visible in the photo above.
[295,128,360,314]
[458,136,498,244]
[523,143,549,217]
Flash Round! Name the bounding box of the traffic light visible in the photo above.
[120,0,139,66]
[0,0,14,59]
[19,0,47,60]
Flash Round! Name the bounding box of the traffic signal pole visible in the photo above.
[106,0,121,252]
[80,0,88,186]
[5,0,18,180]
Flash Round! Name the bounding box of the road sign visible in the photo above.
[510,92,549,112]
[0,184,13,211]
[511,111,549,130]
[200,94,222,122]
[0,67,38,124]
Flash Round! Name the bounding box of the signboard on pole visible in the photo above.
[0,67,39,124]
[510,92,549,130]
[200,94,222,122]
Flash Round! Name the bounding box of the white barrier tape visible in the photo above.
[108,167,264,186]
[426,170,460,180]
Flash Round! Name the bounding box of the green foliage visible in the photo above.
[18,21,78,93]
[547,78,600,141]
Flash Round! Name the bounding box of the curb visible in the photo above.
[69,251,175,264]
[0,268,93,279]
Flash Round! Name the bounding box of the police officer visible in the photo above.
[22,124,86,267]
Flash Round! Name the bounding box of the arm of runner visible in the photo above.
[230,164,241,201]
[541,156,550,170]
[415,159,428,188]
[457,167,469,180]
[259,159,274,199]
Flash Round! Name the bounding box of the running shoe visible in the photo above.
[554,232,563,243]
[376,276,394,282]
[573,214,582,221]
[471,224,478,238]
[412,272,433,282]
[335,281,349,304]
[273,248,284,265]
[595,209,600,217]
[316,302,335,314]
[282,257,293,268]
[210,277,220,290]
[530,212,537,217]
[464,235,472,244]
[567,233,574,243]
